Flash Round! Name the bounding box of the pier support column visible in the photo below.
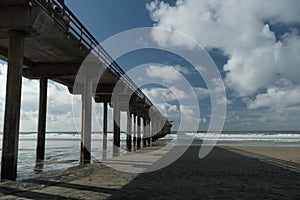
[156,119,160,141]
[113,98,120,148]
[1,31,25,180]
[151,119,155,143]
[147,117,151,146]
[152,118,157,143]
[81,77,92,163]
[126,112,132,151]
[143,115,147,147]
[36,78,48,161]
[103,102,108,151]
[137,109,141,149]
[133,114,137,150]
[164,124,167,135]
[168,125,171,135]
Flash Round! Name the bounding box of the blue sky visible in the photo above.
[65,0,155,41]
[1,0,300,132]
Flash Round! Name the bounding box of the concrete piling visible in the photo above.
[1,31,25,180]
[113,98,120,148]
[143,115,147,147]
[133,114,137,150]
[147,117,151,146]
[103,102,108,151]
[137,110,141,150]
[80,77,92,163]
[36,78,48,161]
[126,112,132,151]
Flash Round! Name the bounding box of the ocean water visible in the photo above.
[0,132,133,179]
[192,131,300,147]
[0,131,299,180]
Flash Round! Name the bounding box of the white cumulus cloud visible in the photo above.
[147,0,300,95]
[146,64,186,83]
[0,63,78,132]
[147,0,300,126]
[247,84,300,110]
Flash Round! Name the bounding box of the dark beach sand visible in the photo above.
[0,144,299,200]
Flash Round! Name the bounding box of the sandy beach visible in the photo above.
[0,143,299,199]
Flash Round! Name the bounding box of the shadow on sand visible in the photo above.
[104,145,300,200]
[1,143,299,199]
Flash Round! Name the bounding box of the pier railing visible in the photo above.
[30,0,156,108]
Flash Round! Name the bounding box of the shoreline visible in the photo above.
[0,144,299,199]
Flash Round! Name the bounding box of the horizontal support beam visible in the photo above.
[70,84,117,95]
[23,63,81,79]
[94,95,111,103]
[94,93,139,104]
[70,83,135,97]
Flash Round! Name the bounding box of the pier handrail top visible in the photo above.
[29,0,163,115]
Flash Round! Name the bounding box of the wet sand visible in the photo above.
[0,144,299,199]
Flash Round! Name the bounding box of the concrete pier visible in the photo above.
[152,119,159,142]
[36,78,48,161]
[151,119,157,142]
[103,102,108,150]
[80,77,92,163]
[126,112,132,151]
[143,115,147,147]
[1,31,25,180]
[133,114,137,150]
[113,99,120,147]
[0,0,171,180]
[147,117,151,146]
[137,111,141,150]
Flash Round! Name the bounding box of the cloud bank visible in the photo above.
[0,63,77,132]
[147,0,300,129]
